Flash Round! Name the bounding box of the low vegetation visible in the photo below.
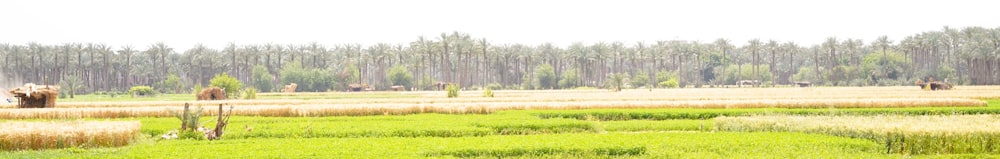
[716,115,1000,154]
[1,87,999,158]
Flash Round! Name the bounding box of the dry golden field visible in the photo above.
[0,121,141,151]
[0,86,997,119]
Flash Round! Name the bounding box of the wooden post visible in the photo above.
[182,103,189,131]
[214,103,223,139]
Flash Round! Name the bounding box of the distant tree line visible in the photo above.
[1,26,998,94]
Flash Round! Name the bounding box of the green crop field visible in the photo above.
[3,87,1000,158]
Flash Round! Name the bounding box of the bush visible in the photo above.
[178,130,205,140]
[606,73,628,92]
[129,86,157,97]
[446,84,460,98]
[252,65,274,92]
[483,87,494,98]
[659,78,679,88]
[210,72,243,99]
[156,74,184,94]
[243,88,257,99]
[486,83,503,90]
[534,64,556,89]
[387,65,414,88]
[631,72,650,88]
[559,70,580,89]
[192,84,203,95]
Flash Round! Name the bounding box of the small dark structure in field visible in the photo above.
[916,78,952,91]
[9,83,59,108]
[349,84,363,92]
[390,85,405,91]
[737,80,761,87]
[434,82,453,91]
[282,83,297,93]
[197,87,227,100]
[794,82,812,87]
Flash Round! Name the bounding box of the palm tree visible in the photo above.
[766,40,779,86]
[872,35,892,81]
[713,38,732,86]
[783,42,799,83]
[747,39,762,87]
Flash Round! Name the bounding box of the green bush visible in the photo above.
[210,72,243,98]
[483,87,494,98]
[243,88,258,99]
[387,65,414,88]
[129,86,156,97]
[534,64,556,89]
[559,70,580,89]
[446,84,460,98]
[606,73,627,92]
[252,65,274,92]
[486,83,503,90]
[192,84,203,95]
[156,74,184,94]
[659,78,679,88]
[178,130,205,140]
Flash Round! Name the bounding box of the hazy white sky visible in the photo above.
[2,0,998,51]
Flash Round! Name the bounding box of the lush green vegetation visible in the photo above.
[3,95,997,158]
[4,132,902,158]
[532,106,1000,120]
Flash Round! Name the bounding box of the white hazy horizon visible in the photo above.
[2,0,999,51]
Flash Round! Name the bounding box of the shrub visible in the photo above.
[483,87,494,98]
[606,73,628,92]
[486,83,503,90]
[534,64,556,89]
[387,65,414,88]
[659,79,679,88]
[192,84,203,95]
[559,70,580,89]
[446,84,460,98]
[210,72,243,98]
[129,86,156,97]
[252,65,274,92]
[243,88,258,99]
[178,130,206,140]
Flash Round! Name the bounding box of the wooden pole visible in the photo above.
[214,103,224,140]
[182,103,189,131]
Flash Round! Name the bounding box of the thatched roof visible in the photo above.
[9,83,59,108]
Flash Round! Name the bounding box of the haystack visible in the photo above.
[282,83,297,93]
[197,87,227,100]
[8,83,59,108]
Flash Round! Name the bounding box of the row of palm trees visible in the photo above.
[1,26,997,93]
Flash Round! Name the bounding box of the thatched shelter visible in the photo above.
[197,87,227,100]
[794,82,811,87]
[390,85,405,91]
[9,83,59,108]
[916,79,953,91]
[282,83,298,93]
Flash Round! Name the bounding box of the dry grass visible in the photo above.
[0,98,985,119]
[0,121,141,151]
[716,115,1000,154]
[0,86,995,119]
